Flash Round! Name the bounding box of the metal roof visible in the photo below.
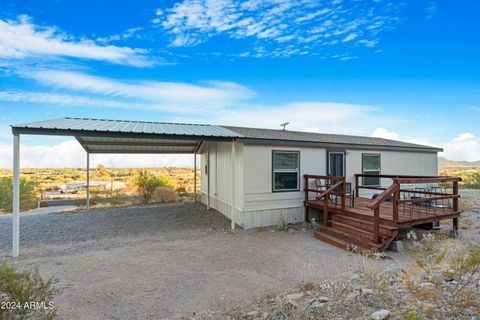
[221,126,443,152]
[11,117,442,153]
[12,117,242,138]
[11,117,243,154]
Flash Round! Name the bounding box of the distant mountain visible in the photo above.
[439,157,480,167]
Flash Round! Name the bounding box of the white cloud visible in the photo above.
[21,70,255,113]
[371,127,435,146]
[0,15,152,67]
[0,140,195,168]
[96,27,143,43]
[371,127,400,140]
[443,133,480,162]
[372,128,480,161]
[158,0,404,58]
[0,91,148,110]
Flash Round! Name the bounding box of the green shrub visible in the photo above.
[134,170,174,204]
[0,263,61,320]
[0,176,39,212]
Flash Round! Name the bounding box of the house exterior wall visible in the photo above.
[241,144,326,228]
[200,141,243,221]
[201,141,438,229]
[345,149,438,197]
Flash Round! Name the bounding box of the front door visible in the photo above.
[328,152,345,177]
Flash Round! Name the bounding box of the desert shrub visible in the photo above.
[0,176,39,212]
[153,186,178,203]
[0,263,61,320]
[176,186,188,198]
[109,191,126,206]
[402,231,480,318]
[134,170,175,204]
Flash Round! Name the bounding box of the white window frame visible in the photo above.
[272,150,300,192]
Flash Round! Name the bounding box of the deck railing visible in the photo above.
[303,174,346,226]
[359,174,462,244]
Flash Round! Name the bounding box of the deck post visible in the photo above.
[193,150,197,204]
[341,178,346,210]
[12,133,20,257]
[86,152,90,210]
[230,141,236,230]
[355,174,359,197]
[304,175,308,222]
[392,181,399,221]
[323,196,329,227]
[206,142,210,210]
[373,207,380,244]
[452,180,459,231]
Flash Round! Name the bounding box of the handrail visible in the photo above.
[304,174,345,181]
[367,183,400,210]
[316,180,344,200]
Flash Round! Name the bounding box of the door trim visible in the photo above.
[327,151,346,177]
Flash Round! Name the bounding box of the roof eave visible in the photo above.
[238,137,443,153]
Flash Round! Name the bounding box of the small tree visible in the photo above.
[134,170,163,204]
[0,177,39,212]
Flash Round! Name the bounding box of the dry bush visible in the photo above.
[152,186,178,203]
[402,231,480,318]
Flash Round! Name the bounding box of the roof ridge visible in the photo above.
[64,117,212,126]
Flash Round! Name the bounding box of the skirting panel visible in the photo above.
[201,193,305,229]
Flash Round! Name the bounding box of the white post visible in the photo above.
[12,134,20,257]
[193,150,197,204]
[206,142,210,209]
[86,152,90,210]
[230,141,236,230]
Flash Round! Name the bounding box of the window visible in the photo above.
[362,153,381,186]
[272,151,300,192]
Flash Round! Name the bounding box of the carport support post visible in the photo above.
[230,141,236,230]
[207,142,210,209]
[86,152,90,210]
[12,133,20,257]
[193,150,197,203]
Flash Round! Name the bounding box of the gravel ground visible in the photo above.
[0,204,409,319]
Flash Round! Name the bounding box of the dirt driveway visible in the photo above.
[0,204,407,319]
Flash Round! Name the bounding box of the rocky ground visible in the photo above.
[0,204,406,320]
[193,193,480,320]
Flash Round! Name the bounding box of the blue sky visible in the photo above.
[0,0,479,167]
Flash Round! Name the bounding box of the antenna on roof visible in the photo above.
[280,122,290,131]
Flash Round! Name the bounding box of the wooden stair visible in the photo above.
[313,213,398,254]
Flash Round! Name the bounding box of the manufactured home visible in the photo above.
[10,118,461,256]
[198,126,442,228]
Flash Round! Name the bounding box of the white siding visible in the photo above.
[241,144,326,228]
[200,141,243,220]
[345,149,438,197]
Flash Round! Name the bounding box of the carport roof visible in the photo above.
[11,117,243,154]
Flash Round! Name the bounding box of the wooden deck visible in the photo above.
[303,174,462,254]
[305,196,460,228]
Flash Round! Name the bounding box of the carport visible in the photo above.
[10,117,243,257]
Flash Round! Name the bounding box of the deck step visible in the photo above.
[331,214,396,236]
[313,231,373,255]
[328,220,377,241]
[319,226,385,250]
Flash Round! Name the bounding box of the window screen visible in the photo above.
[273,151,300,191]
[362,153,381,186]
